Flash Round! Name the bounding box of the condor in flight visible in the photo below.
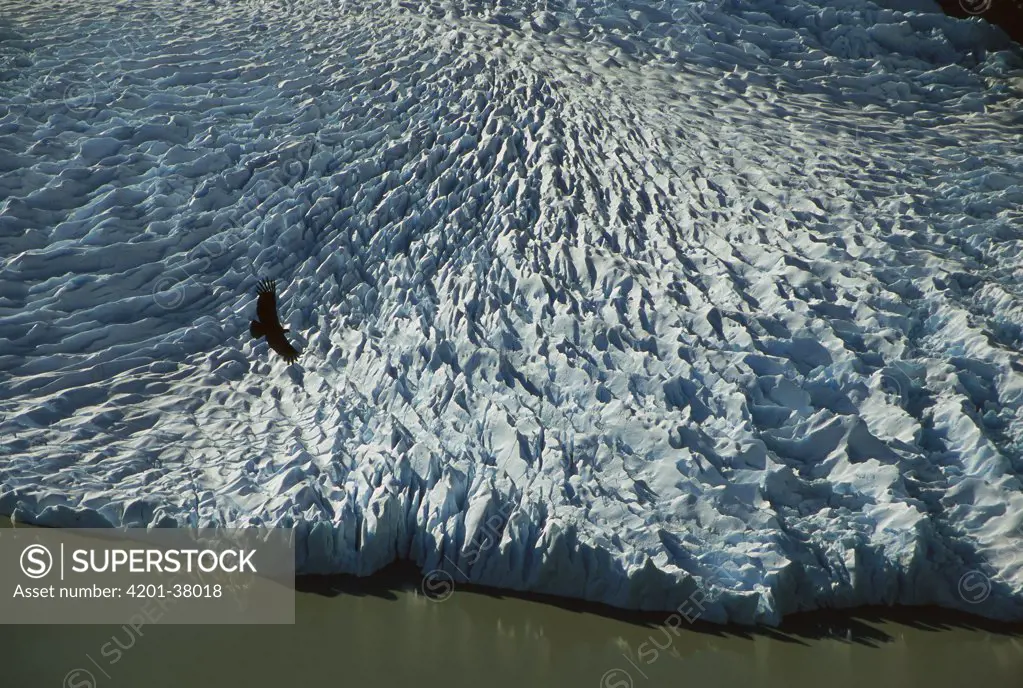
[250,279,300,363]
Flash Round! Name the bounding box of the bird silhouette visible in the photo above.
[250,279,300,363]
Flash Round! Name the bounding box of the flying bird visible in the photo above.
[250,278,300,363]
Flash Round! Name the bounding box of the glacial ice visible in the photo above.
[1,0,1023,625]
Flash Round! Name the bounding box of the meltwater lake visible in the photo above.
[4,517,1023,688]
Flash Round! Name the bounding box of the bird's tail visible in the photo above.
[250,320,265,339]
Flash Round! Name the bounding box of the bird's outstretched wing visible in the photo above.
[254,278,300,363]
[266,330,301,363]
[255,278,283,329]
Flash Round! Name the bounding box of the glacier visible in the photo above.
[1,0,1023,626]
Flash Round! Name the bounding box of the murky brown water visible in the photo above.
[2,520,1022,688]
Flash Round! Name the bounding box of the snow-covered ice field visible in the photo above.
[1,0,1023,625]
